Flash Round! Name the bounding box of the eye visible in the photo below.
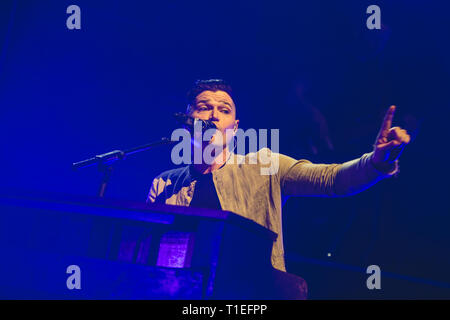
[197,106,209,111]
[220,108,231,114]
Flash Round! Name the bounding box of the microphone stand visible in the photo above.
[72,137,176,198]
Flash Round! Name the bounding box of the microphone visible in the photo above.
[173,112,217,132]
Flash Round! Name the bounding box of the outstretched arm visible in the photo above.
[280,106,411,197]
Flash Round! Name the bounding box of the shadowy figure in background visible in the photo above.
[286,79,334,162]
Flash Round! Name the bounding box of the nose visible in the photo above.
[210,108,219,121]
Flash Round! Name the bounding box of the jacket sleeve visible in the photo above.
[278,151,398,197]
[147,176,166,203]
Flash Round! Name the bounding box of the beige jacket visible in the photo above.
[147,148,397,271]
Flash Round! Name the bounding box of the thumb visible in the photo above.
[377,139,402,151]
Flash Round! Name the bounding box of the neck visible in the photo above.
[192,145,231,174]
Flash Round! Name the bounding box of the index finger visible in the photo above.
[379,105,396,136]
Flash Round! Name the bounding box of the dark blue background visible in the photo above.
[1,0,449,298]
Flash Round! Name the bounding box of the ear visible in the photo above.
[234,119,239,132]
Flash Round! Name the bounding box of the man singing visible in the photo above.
[147,79,411,272]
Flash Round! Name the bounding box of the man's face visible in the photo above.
[189,90,239,146]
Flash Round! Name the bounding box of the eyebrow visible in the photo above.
[197,99,233,108]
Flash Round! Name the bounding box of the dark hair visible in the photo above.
[186,79,234,114]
